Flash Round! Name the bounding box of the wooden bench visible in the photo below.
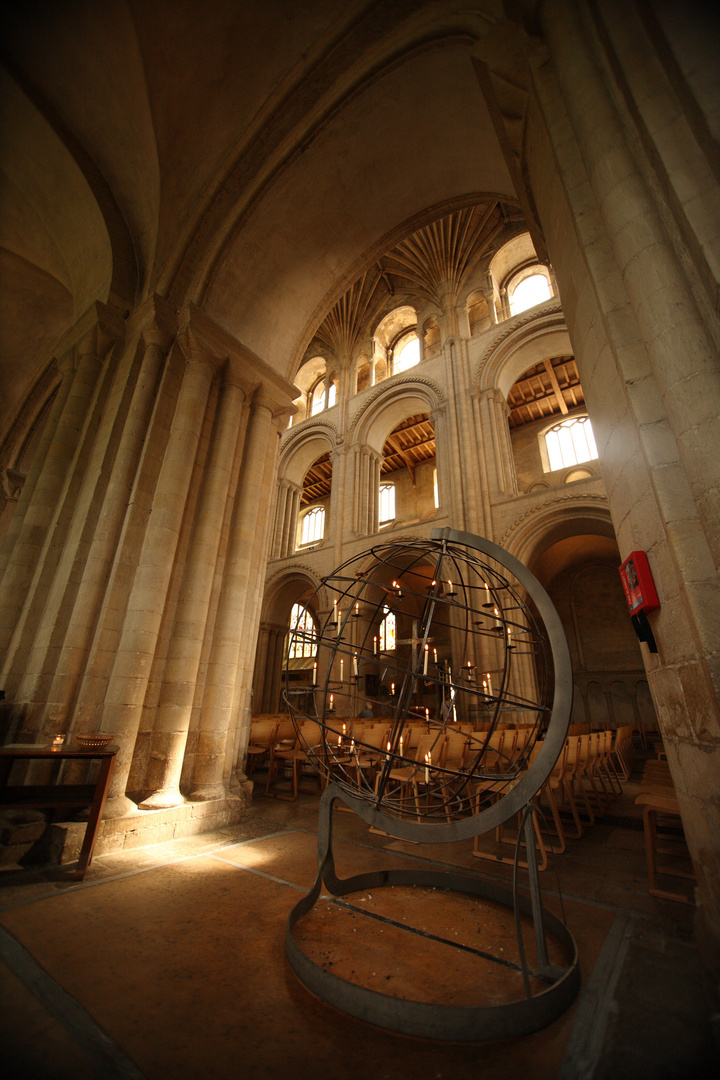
[635,759,695,904]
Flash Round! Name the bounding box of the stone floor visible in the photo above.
[0,771,718,1080]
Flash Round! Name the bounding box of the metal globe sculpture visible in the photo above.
[284,527,579,1042]
[285,527,572,842]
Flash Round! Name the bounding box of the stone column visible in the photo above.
[0,308,119,657]
[189,390,277,801]
[271,477,304,558]
[99,335,220,816]
[537,0,720,958]
[351,446,382,537]
[139,365,248,809]
[476,387,518,498]
[23,299,175,732]
[0,365,70,577]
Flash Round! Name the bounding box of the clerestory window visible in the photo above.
[543,416,598,472]
[379,482,395,524]
[300,505,325,545]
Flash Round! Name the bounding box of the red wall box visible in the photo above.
[618,550,660,615]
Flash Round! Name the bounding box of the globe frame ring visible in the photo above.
[299,526,573,844]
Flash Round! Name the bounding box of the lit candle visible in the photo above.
[423,644,428,675]
[330,693,334,709]
[340,659,344,682]
[353,653,358,677]
[425,707,430,723]
[355,601,359,616]
[399,735,404,756]
[373,635,378,655]
[52,734,65,751]
[313,661,317,685]
[447,579,453,591]
[333,599,338,622]
[433,648,437,664]
[386,740,391,762]
[484,581,490,605]
[494,606,501,629]
[486,673,493,696]
[425,753,430,784]
[391,681,395,695]
[483,678,487,696]
[337,609,342,628]
[342,723,347,736]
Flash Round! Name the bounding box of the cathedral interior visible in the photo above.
[0,1,719,1076]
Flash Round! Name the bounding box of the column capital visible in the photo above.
[127,294,177,352]
[53,301,125,365]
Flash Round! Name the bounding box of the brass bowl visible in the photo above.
[75,734,115,749]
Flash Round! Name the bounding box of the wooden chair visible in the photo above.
[245,719,278,775]
[374,731,446,822]
[635,758,695,903]
[265,721,324,800]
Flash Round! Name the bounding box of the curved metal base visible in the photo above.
[286,785,581,1042]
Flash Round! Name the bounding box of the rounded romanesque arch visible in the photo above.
[253,564,327,716]
[499,495,614,569]
[349,376,444,455]
[475,306,569,399]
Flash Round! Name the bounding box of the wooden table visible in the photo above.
[0,743,117,880]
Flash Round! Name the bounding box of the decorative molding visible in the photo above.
[279,418,338,454]
[498,492,609,548]
[473,301,564,382]
[347,374,446,442]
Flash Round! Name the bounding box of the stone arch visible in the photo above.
[475,307,569,399]
[500,495,614,569]
[277,425,336,486]
[253,565,326,715]
[349,377,444,455]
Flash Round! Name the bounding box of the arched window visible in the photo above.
[379,605,396,652]
[287,603,317,659]
[393,333,420,374]
[379,482,395,524]
[300,505,325,545]
[310,380,326,415]
[543,416,598,472]
[509,273,552,316]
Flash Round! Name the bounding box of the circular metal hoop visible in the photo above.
[284,526,573,842]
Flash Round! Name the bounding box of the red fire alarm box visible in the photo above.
[618,551,659,616]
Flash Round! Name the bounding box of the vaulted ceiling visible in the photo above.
[0,0,535,450]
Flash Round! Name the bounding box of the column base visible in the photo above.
[188,782,227,802]
[102,794,139,818]
[138,789,185,811]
